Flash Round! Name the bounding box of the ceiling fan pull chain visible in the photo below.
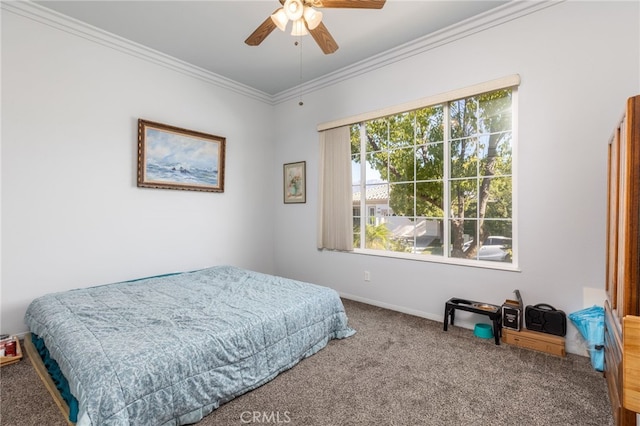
[298,37,304,106]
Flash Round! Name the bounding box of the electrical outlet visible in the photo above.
[364,271,371,281]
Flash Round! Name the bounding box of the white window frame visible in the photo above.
[319,75,520,271]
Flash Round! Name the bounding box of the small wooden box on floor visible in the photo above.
[0,338,23,367]
[502,328,566,357]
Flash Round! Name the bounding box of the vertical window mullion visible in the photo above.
[413,114,418,253]
[443,103,451,258]
[475,97,481,246]
[359,123,367,249]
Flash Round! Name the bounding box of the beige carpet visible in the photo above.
[0,299,613,425]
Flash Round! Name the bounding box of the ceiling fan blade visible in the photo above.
[245,11,279,46]
[315,0,386,9]
[309,21,339,54]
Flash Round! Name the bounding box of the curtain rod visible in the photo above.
[317,74,521,132]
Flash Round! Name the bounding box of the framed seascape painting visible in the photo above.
[137,119,225,192]
[283,161,306,204]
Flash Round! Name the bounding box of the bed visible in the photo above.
[24,265,355,425]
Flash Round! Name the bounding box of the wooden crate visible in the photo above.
[0,337,23,367]
[502,328,566,357]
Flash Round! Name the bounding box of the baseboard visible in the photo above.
[338,292,444,323]
[339,292,591,358]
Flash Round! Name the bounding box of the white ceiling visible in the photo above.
[34,0,510,96]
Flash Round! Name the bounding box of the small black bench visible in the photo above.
[443,298,502,345]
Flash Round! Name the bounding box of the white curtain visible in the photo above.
[317,126,353,251]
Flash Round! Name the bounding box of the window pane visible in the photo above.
[450,219,477,259]
[388,215,416,253]
[352,184,362,204]
[385,216,417,254]
[450,178,478,219]
[478,89,512,134]
[353,215,361,248]
[450,98,478,140]
[364,220,392,250]
[416,142,443,179]
[481,221,512,242]
[365,118,388,152]
[350,124,361,156]
[367,152,387,182]
[388,112,415,149]
[478,222,513,263]
[416,218,443,256]
[388,147,414,182]
[387,216,438,254]
[450,137,479,179]
[387,216,438,253]
[351,155,361,185]
[483,177,512,219]
[416,181,444,218]
[389,182,414,216]
[364,183,389,206]
[478,132,512,176]
[416,105,444,143]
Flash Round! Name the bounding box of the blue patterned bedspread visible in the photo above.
[24,265,355,425]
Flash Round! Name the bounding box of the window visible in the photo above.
[351,87,515,266]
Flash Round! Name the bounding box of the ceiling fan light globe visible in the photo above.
[303,7,322,30]
[284,0,304,21]
[271,8,288,32]
[291,19,309,36]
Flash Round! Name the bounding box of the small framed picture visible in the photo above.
[283,161,306,204]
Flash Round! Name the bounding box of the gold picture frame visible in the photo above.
[137,119,225,192]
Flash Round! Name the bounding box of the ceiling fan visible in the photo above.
[245,0,386,55]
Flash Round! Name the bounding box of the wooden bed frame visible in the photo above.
[23,333,74,425]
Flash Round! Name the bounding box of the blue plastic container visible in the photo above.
[474,323,493,339]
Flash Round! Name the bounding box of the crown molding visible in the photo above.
[1,0,274,104]
[3,0,563,106]
[273,0,563,105]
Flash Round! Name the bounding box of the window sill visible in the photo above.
[350,248,521,272]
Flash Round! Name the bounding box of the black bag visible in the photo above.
[525,304,567,336]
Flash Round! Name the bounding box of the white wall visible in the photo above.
[1,8,276,334]
[2,1,639,356]
[272,1,640,354]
